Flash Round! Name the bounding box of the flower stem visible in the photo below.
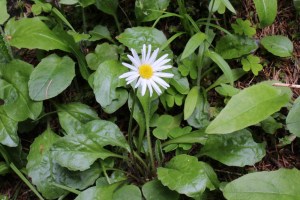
[128,89,138,163]
[113,14,121,34]
[146,113,155,175]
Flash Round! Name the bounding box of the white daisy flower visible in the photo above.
[119,44,174,97]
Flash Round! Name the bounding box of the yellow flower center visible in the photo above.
[139,64,153,79]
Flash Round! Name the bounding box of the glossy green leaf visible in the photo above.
[86,43,118,70]
[57,102,99,135]
[28,54,75,101]
[220,0,236,14]
[0,108,18,147]
[5,18,70,52]
[224,168,300,200]
[286,96,300,137]
[0,0,9,25]
[184,86,199,120]
[51,120,129,171]
[241,55,263,76]
[135,0,170,22]
[215,35,258,59]
[205,50,233,85]
[253,0,277,27]
[142,180,179,200]
[89,25,113,42]
[117,27,167,51]
[26,129,67,199]
[0,60,42,121]
[162,129,207,147]
[59,0,95,7]
[157,154,212,198]
[200,129,265,166]
[67,30,90,42]
[93,60,128,114]
[170,68,189,95]
[261,35,293,57]
[206,82,292,134]
[153,115,181,140]
[181,32,207,60]
[95,0,118,16]
[215,84,240,97]
[75,182,122,200]
[113,185,142,200]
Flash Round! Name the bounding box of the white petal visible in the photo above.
[148,48,159,64]
[125,73,139,82]
[154,72,174,78]
[152,55,170,68]
[128,55,141,68]
[122,62,138,71]
[142,44,146,63]
[152,76,170,89]
[131,48,141,65]
[141,79,147,96]
[153,64,172,71]
[135,78,142,88]
[119,71,138,79]
[149,79,162,95]
[147,81,153,97]
[152,59,171,69]
[145,44,152,63]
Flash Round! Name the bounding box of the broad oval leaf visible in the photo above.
[93,60,128,114]
[261,35,293,57]
[117,27,167,51]
[113,185,142,200]
[0,108,18,147]
[170,68,189,95]
[253,0,277,27]
[0,60,42,121]
[286,96,300,137]
[29,54,75,101]
[205,50,234,85]
[200,129,266,167]
[142,180,179,200]
[157,154,215,198]
[95,0,118,16]
[206,82,292,134]
[57,102,99,135]
[184,86,199,120]
[0,0,9,25]
[135,0,170,22]
[51,120,129,171]
[223,168,300,200]
[5,18,70,52]
[181,32,207,60]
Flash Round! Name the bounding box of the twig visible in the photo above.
[272,83,300,89]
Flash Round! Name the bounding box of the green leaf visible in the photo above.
[261,35,293,57]
[207,68,246,91]
[59,0,95,7]
[0,108,18,147]
[223,168,300,200]
[0,0,9,25]
[86,43,118,70]
[187,89,210,129]
[135,0,170,22]
[93,60,128,114]
[26,129,67,199]
[57,102,99,135]
[142,180,179,200]
[51,120,129,171]
[215,84,240,97]
[184,86,199,120]
[117,27,167,51]
[153,115,181,140]
[67,30,90,42]
[28,54,75,101]
[95,0,118,16]
[215,34,258,59]
[5,18,70,52]
[261,116,282,134]
[157,154,213,198]
[162,129,207,147]
[220,0,236,14]
[75,182,122,200]
[286,96,300,137]
[231,18,256,37]
[241,55,263,76]
[89,25,113,42]
[253,0,277,27]
[205,50,234,85]
[0,60,42,121]
[170,68,189,95]
[206,81,292,134]
[200,129,265,166]
[181,32,207,60]
[113,185,142,200]
[294,0,300,13]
